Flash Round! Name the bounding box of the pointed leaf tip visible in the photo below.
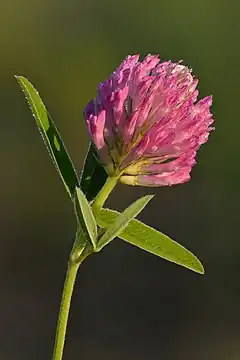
[16,76,79,199]
[98,208,205,275]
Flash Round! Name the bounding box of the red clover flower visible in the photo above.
[84,54,214,186]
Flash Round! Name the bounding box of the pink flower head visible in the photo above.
[84,54,214,186]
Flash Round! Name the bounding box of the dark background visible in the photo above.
[1,0,239,359]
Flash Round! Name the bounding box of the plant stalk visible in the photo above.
[52,174,119,360]
[92,175,119,218]
[52,244,88,360]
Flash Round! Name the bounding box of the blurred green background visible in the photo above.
[1,0,239,359]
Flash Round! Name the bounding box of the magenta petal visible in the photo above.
[85,109,112,167]
[120,166,191,186]
[135,167,192,186]
[113,86,129,125]
[87,110,106,149]
[140,151,196,175]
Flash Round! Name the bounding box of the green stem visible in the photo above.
[92,175,119,218]
[52,174,119,360]
[52,243,88,360]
